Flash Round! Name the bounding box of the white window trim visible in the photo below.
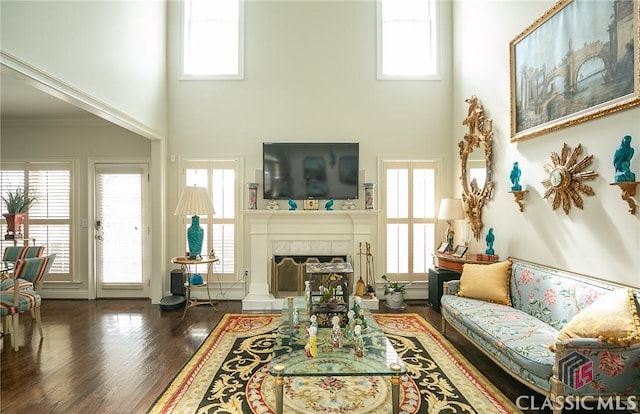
[180,0,245,80]
[0,159,76,283]
[376,0,441,81]
[179,158,240,280]
[382,159,439,283]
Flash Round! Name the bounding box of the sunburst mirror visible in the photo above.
[541,143,598,214]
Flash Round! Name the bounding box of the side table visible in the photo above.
[171,255,219,318]
[428,267,460,312]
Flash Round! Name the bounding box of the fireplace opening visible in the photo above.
[271,255,351,298]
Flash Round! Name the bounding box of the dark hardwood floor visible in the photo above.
[1,299,635,413]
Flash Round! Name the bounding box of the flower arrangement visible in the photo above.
[381,274,411,295]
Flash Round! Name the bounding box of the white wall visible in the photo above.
[452,0,640,287]
[165,0,456,269]
[2,0,637,299]
[0,122,152,297]
[0,0,168,138]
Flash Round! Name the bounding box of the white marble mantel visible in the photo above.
[241,209,379,311]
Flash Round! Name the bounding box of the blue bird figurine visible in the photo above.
[288,199,297,210]
[325,198,334,211]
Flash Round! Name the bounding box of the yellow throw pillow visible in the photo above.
[557,288,640,344]
[457,260,512,305]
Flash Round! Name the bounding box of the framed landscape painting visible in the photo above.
[510,0,639,142]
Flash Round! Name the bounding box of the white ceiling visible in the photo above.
[1,65,95,119]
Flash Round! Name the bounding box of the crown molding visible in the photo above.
[1,51,164,140]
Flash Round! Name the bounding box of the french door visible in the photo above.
[95,163,150,298]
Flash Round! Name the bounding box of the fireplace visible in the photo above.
[271,255,349,298]
[242,210,378,311]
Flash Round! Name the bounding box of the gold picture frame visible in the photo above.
[509,0,639,142]
[453,245,468,258]
[437,242,450,254]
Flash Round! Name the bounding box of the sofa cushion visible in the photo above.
[442,295,557,380]
[557,288,640,344]
[457,260,512,305]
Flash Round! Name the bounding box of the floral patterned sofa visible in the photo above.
[440,257,640,413]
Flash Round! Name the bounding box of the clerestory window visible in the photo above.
[182,0,244,79]
[377,0,439,80]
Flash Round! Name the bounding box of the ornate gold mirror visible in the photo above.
[459,96,494,240]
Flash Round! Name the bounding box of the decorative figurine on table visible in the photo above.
[331,316,343,348]
[352,296,362,320]
[485,228,495,255]
[358,307,367,330]
[325,198,334,211]
[614,135,636,182]
[288,199,298,210]
[345,309,355,340]
[309,314,318,329]
[353,325,364,357]
[304,280,312,310]
[510,162,522,191]
[292,307,300,328]
[305,326,318,358]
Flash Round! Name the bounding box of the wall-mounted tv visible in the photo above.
[263,142,359,200]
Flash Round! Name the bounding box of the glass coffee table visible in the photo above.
[269,297,406,414]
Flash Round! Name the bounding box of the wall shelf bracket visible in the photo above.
[509,190,529,212]
[609,182,639,215]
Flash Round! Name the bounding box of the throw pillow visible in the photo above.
[457,260,512,305]
[557,288,640,344]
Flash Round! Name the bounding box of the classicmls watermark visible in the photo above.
[516,395,638,411]
[516,352,638,411]
[559,351,593,389]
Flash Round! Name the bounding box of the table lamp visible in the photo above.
[438,198,464,253]
[174,186,215,259]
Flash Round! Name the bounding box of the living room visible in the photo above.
[1,0,639,412]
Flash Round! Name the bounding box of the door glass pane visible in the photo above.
[98,173,142,284]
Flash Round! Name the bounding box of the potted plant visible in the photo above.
[381,274,410,309]
[2,187,38,240]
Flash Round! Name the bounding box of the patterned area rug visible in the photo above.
[148,313,521,414]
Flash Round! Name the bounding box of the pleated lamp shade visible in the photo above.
[174,186,215,216]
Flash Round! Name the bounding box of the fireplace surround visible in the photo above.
[242,210,378,310]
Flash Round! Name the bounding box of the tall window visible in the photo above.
[377,0,438,79]
[181,160,237,277]
[384,161,437,284]
[182,0,244,79]
[0,162,72,281]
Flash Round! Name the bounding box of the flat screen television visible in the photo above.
[263,142,359,200]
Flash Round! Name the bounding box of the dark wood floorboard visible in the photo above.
[1,299,634,413]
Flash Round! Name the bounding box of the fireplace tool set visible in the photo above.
[356,242,374,298]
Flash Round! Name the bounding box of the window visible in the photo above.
[384,161,437,284]
[0,162,73,282]
[181,160,238,278]
[377,0,438,79]
[182,0,244,79]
